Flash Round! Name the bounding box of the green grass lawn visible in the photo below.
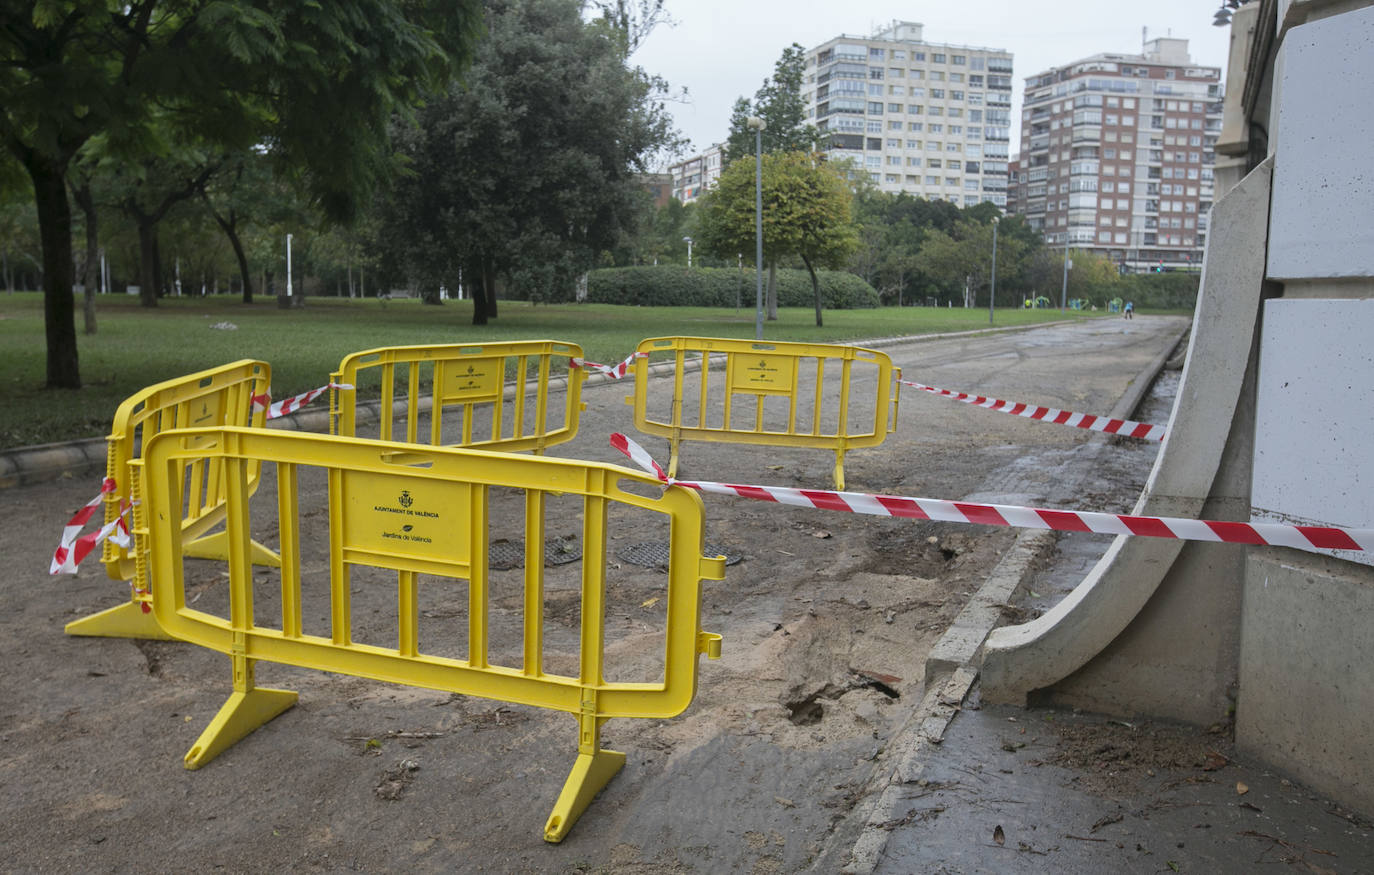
[0,291,1107,450]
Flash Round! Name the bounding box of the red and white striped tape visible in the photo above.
[901,379,1167,442]
[570,351,647,380]
[251,382,353,420]
[50,479,134,575]
[609,434,1373,554]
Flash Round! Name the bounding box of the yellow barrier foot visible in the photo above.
[182,531,282,568]
[543,748,626,843]
[64,601,175,640]
[184,687,298,770]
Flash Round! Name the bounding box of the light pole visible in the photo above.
[1060,232,1071,311]
[285,233,294,298]
[683,236,693,269]
[747,116,767,340]
[989,216,999,324]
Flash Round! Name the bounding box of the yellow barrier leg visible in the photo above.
[182,530,282,568]
[833,447,847,491]
[184,655,296,770]
[64,601,175,640]
[543,714,625,843]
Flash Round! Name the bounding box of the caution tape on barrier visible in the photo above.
[251,382,353,420]
[609,433,1373,554]
[50,478,134,575]
[901,379,1167,441]
[570,351,646,380]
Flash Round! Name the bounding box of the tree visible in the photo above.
[914,216,1029,307]
[0,0,483,388]
[379,0,680,324]
[696,151,858,326]
[723,44,819,163]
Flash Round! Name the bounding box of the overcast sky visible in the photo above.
[633,0,1234,166]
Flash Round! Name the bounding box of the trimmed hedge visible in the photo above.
[587,266,880,309]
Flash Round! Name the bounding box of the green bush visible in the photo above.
[586,266,880,309]
[1113,272,1200,310]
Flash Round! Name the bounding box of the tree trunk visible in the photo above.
[765,261,778,321]
[471,262,489,325]
[801,253,822,328]
[488,273,499,319]
[213,208,254,303]
[26,156,81,388]
[72,182,99,335]
[151,233,165,299]
[137,219,159,307]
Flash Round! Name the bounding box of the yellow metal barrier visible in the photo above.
[330,341,586,453]
[133,427,725,842]
[65,360,277,640]
[628,336,899,489]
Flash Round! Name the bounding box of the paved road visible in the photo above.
[2,316,1188,873]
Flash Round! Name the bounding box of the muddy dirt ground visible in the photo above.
[0,317,1186,873]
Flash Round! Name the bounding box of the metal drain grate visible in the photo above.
[616,541,743,568]
[489,536,583,570]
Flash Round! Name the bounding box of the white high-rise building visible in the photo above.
[1010,38,1223,273]
[801,21,1013,207]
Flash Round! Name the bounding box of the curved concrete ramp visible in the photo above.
[980,159,1273,721]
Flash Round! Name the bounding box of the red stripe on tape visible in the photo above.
[955,502,1009,527]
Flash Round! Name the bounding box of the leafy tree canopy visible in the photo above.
[723,43,819,163]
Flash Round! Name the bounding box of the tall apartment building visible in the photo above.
[801,21,1014,207]
[667,143,725,204]
[1010,38,1223,273]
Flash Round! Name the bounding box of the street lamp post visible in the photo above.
[746,116,767,340]
[286,233,294,298]
[989,216,999,325]
[683,236,693,269]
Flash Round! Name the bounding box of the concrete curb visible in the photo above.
[834,320,1190,874]
[0,320,1067,491]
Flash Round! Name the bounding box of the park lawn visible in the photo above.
[0,292,1103,450]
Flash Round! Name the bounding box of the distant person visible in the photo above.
[1124,300,1134,320]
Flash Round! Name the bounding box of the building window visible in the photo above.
[908,122,923,131]
[932,53,946,63]
[868,102,884,114]
[952,55,966,65]
[888,103,903,112]
[925,175,939,185]
[870,47,885,60]
[888,121,903,130]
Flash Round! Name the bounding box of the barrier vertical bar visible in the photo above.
[812,359,824,435]
[278,462,302,638]
[513,355,529,442]
[429,363,445,447]
[722,351,736,432]
[544,473,624,843]
[398,570,419,658]
[184,451,297,771]
[533,357,551,455]
[406,362,420,444]
[328,467,351,646]
[379,363,395,442]
[468,484,489,669]
[522,489,546,676]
